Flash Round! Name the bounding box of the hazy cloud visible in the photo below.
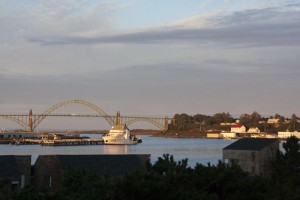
[0,0,118,49]
[28,6,300,47]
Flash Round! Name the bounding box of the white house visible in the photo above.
[267,118,280,124]
[247,127,260,133]
[231,124,246,133]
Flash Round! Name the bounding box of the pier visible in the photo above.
[6,138,104,146]
[41,138,103,146]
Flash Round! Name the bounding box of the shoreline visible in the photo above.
[0,129,285,140]
[131,129,207,138]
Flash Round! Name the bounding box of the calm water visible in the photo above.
[0,135,235,167]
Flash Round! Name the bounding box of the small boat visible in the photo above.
[102,124,142,145]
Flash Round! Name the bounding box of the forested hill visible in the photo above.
[169,112,300,133]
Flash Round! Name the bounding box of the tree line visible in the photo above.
[1,137,299,200]
[169,112,300,133]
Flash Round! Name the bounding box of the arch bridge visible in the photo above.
[0,99,172,132]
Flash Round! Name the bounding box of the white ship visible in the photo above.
[102,111,142,145]
[102,125,142,145]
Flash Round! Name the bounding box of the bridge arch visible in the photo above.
[125,118,166,132]
[33,99,114,130]
[0,116,28,130]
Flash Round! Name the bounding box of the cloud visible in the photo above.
[27,5,300,47]
[28,22,300,47]
[0,0,119,49]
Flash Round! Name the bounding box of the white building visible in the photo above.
[247,127,260,133]
[207,133,222,139]
[278,131,300,139]
[220,123,236,126]
[231,124,246,133]
[221,132,236,139]
[267,118,280,124]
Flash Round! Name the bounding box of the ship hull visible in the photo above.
[102,137,138,145]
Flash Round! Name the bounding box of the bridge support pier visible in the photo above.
[28,109,33,132]
[163,117,169,133]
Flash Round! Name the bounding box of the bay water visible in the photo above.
[0,134,235,167]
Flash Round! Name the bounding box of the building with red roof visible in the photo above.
[231,124,246,133]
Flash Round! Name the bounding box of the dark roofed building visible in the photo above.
[223,138,278,151]
[223,138,279,176]
[33,154,150,191]
[0,155,31,191]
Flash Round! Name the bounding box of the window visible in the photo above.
[20,175,25,189]
[43,176,52,188]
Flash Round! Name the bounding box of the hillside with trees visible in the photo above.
[168,112,300,133]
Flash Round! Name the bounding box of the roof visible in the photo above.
[0,155,31,181]
[223,138,279,151]
[37,154,150,176]
[231,124,244,128]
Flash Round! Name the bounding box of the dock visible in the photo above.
[5,138,104,146]
[41,138,103,146]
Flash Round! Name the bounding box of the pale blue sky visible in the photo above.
[0,0,300,129]
[116,0,287,28]
[117,0,202,28]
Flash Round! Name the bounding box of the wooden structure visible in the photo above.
[223,138,279,176]
[0,156,31,191]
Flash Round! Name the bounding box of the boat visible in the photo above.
[102,124,142,145]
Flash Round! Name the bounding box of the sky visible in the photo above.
[1,0,300,130]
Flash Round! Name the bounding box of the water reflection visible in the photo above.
[102,145,128,154]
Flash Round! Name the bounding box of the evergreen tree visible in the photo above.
[272,136,300,200]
